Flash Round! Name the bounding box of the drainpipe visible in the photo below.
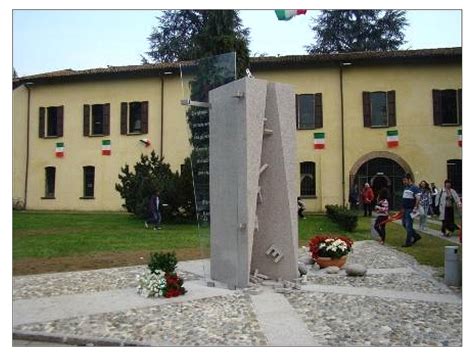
[339,63,351,207]
[160,75,164,158]
[160,71,173,158]
[23,82,34,209]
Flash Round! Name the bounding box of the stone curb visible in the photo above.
[13,330,152,347]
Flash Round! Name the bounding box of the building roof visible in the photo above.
[13,47,461,87]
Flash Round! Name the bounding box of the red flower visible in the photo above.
[164,289,181,298]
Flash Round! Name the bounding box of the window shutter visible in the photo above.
[387,90,396,127]
[457,89,462,125]
[314,93,323,128]
[83,104,90,136]
[39,107,45,138]
[432,89,442,126]
[141,101,149,134]
[57,105,64,137]
[120,102,128,134]
[103,103,110,135]
[362,92,371,127]
[295,95,299,129]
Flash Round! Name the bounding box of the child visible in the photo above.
[297,196,306,219]
[374,188,390,245]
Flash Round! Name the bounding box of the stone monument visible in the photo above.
[209,77,298,288]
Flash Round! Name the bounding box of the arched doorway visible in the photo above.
[350,153,412,211]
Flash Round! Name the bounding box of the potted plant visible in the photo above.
[308,235,354,268]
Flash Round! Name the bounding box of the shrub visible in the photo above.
[115,151,195,221]
[325,204,358,232]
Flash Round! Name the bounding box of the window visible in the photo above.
[296,94,323,129]
[44,167,56,198]
[121,101,148,134]
[433,89,462,126]
[83,166,95,198]
[83,104,110,136]
[39,106,64,138]
[362,91,396,128]
[447,159,462,195]
[300,162,316,197]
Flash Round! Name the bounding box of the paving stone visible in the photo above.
[325,266,340,274]
[345,264,367,277]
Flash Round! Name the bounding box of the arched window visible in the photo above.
[300,162,316,197]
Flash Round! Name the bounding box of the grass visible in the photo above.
[13,210,460,270]
[13,211,207,260]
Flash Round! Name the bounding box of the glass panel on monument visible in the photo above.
[179,52,237,286]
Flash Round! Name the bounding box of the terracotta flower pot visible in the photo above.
[315,255,348,268]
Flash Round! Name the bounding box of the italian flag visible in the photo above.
[275,10,307,21]
[102,139,111,155]
[386,130,399,148]
[458,129,462,147]
[314,132,325,149]
[140,138,151,147]
[55,142,64,158]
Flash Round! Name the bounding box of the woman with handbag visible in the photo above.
[436,179,461,237]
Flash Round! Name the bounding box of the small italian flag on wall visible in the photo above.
[313,132,325,149]
[458,129,462,147]
[386,130,399,148]
[275,10,307,21]
[55,142,64,158]
[101,139,111,155]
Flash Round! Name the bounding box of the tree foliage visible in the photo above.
[115,151,195,221]
[306,10,408,54]
[144,10,250,77]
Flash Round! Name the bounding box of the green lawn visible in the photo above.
[13,211,207,260]
[13,211,459,269]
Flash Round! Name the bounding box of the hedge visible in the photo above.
[325,204,358,232]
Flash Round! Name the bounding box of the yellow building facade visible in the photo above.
[13,48,462,212]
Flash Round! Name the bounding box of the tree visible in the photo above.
[144,10,250,77]
[115,151,195,221]
[145,10,204,63]
[306,10,408,54]
[13,67,18,79]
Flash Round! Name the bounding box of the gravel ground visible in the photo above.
[13,265,201,301]
[284,291,462,346]
[13,241,462,346]
[14,294,267,346]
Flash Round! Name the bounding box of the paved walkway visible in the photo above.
[393,218,462,245]
[12,241,462,347]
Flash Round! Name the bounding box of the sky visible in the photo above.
[12,9,462,77]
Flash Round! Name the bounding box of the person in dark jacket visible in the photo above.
[145,190,162,230]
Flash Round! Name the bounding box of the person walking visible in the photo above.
[374,188,390,245]
[297,196,306,219]
[401,174,422,247]
[361,183,374,217]
[145,190,162,230]
[430,182,439,216]
[349,183,360,210]
[418,180,431,230]
[436,179,461,237]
